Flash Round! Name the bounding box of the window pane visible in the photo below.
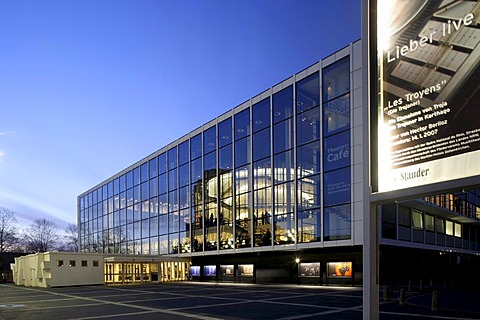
[324,94,350,136]
[324,204,351,241]
[324,167,351,207]
[425,214,434,232]
[454,223,462,238]
[204,152,217,201]
[141,181,149,201]
[324,131,350,172]
[235,165,249,195]
[113,178,120,195]
[119,175,126,193]
[219,145,232,170]
[235,109,250,141]
[133,167,140,186]
[168,147,177,170]
[297,141,320,178]
[179,163,189,187]
[412,210,423,229]
[168,169,177,191]
[297,209,320,243]
[274,213,294,245]
[204,126,216,154]
[218,118,232,147]
[191,158,203,185]
[297,107,320,145]
[398,205,411,227]
[273,118,294,154]
[253,157,271,190]
[235,192,251,248]
[140,162,149,183]
[323,56,350,102]
[273,86,293,124]
[235,137,250,167]
[179,140,189,165]
[274,182,294,215]
[274,150,294,183]
[297,174,321,210]
[159,194,167,214]
[179,186,190,209]
[158,173,167,195]
[253,129,270,161]
[158,153,167,174]
[252,98,270,133]
[149,158,157,178]
[296,72,319,113]
[190,134,202,160]
[446,220,454,236]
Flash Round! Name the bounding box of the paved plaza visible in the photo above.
[1,282,479,319]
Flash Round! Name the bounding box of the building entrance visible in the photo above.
[104,257,190,285]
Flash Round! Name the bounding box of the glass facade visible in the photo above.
[79,53,354,255]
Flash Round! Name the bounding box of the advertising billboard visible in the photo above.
[376,0,480,192]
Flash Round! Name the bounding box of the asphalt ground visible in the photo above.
[1,282,479,320]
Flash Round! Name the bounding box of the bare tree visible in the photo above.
[63,223,78,252]
[0,207,19,252]
[24,218,59,252]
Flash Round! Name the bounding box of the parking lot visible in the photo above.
[1,282,479,320]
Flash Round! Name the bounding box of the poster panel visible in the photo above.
[327,262,352,278]
[204,265,216,277]
[190,266,201,277]
[220,264,235,276]
[299,262,321,277]
[238,264,254,276]
[376,0,480,192]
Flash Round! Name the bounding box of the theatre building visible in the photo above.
[78,0,480,287]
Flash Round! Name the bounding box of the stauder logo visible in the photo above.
[400,167,430,182]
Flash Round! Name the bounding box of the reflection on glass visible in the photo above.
[323,56,350,102]
[296,73,319,113]
[252,98,270,133]
[297,107,320,145]
[273,86,293,124]
[324,204,351,241]
[218,118,232,148]
[204,126,216,154]
[235,108,250,141]
[178,140,189,165]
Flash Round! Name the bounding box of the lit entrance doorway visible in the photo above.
[104,256,190,285]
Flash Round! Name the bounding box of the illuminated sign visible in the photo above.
[376,0,480,192]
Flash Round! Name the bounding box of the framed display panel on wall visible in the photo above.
[298,262,321,277]
[190,266,201,277]
[327,262,352,278]
[238,264,254,277]
[220,265,234,277]
[204,265,216,277]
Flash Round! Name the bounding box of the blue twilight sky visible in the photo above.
[0,0,361,230]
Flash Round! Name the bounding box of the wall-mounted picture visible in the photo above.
[238,264,254,276]
[220,264,234,276]
[299,262,321,277]
[204,265,216,277]
[327,262,352,278]
[190,266,201,277]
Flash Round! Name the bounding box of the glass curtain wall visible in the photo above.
[322,57,351,241]
[79,55,353,254]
